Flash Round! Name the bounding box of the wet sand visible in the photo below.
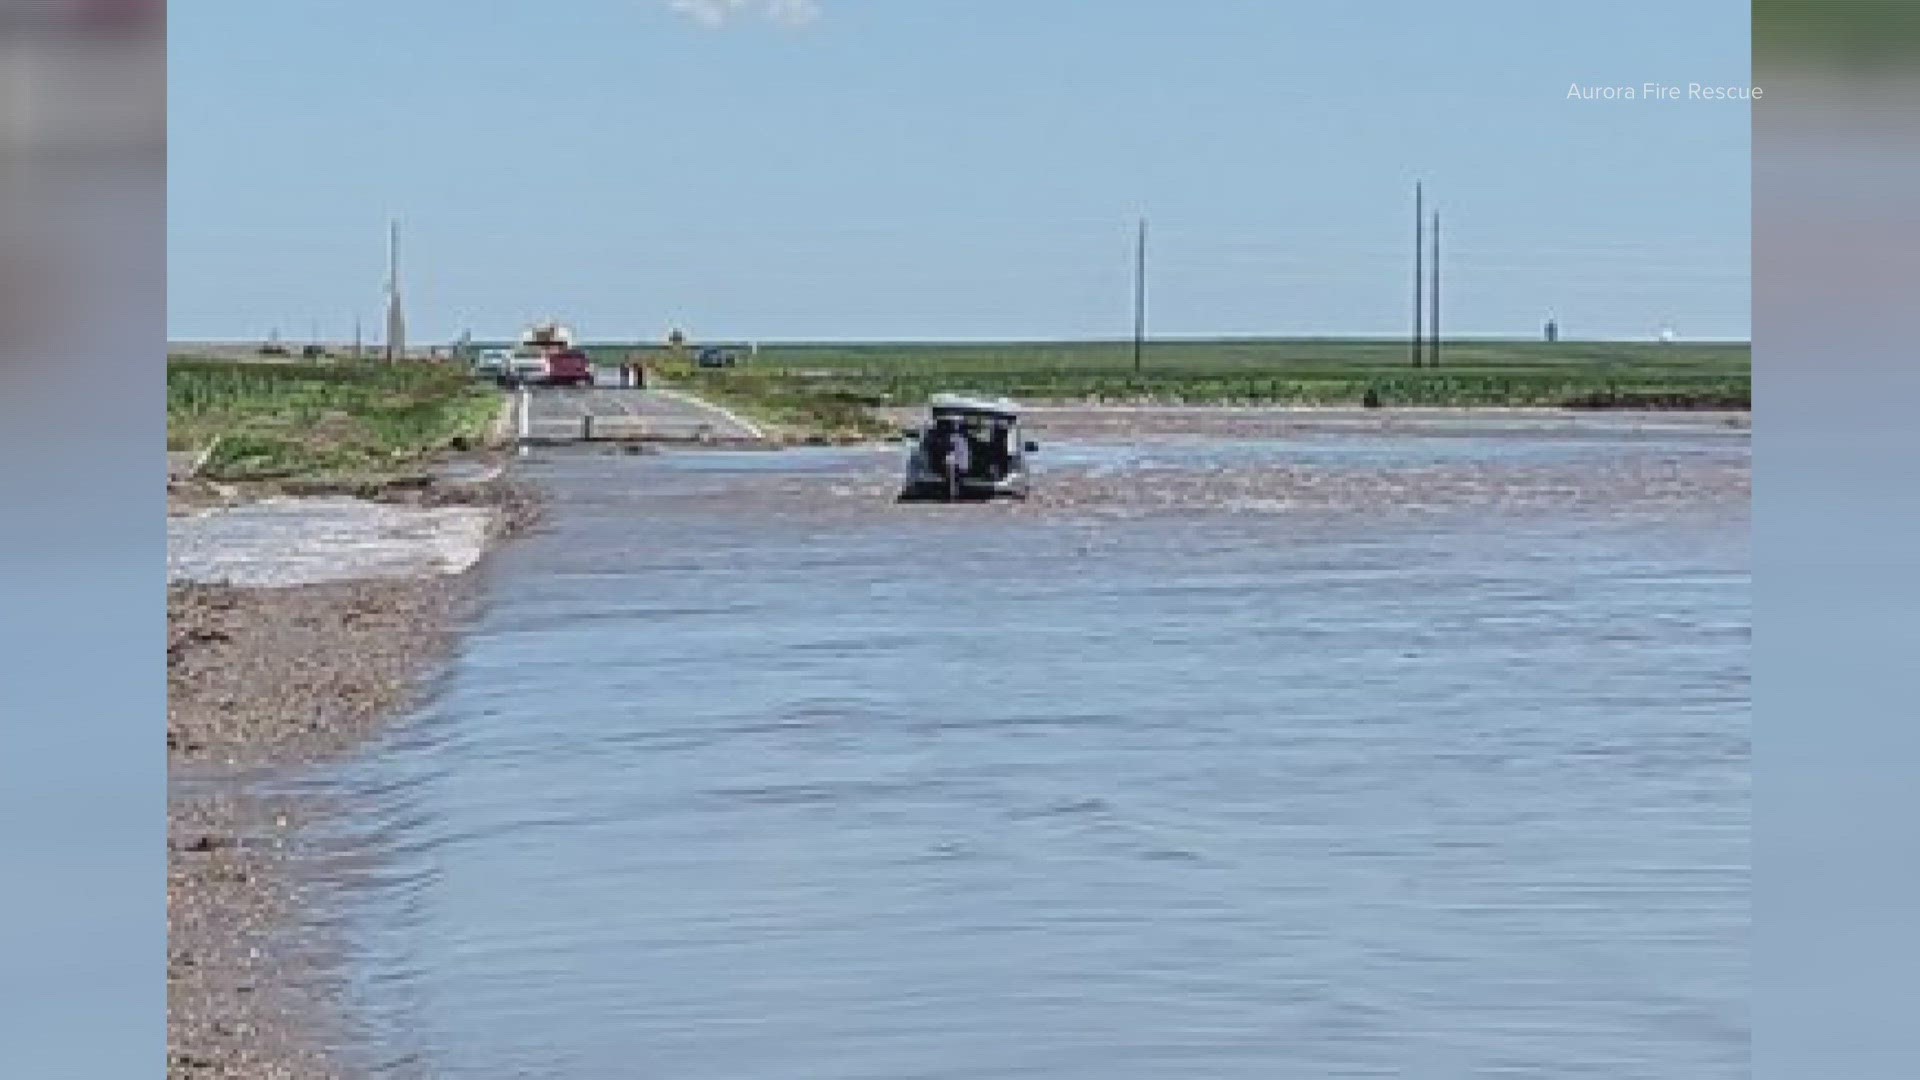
[166,475,536,1079]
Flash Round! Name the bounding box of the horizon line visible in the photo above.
[170,332,1754,347]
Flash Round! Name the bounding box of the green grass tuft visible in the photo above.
[168,358,503,481]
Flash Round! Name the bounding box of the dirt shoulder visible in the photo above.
[167,475,536,1079]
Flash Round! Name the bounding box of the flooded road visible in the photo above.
[321,420,1747,1078]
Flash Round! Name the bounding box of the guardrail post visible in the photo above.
[582,414,594,442]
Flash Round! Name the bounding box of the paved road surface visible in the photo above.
[520,385,764,443]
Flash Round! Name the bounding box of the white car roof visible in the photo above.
[929,393,1020,417]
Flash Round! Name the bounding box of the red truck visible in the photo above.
[542,349,594,388]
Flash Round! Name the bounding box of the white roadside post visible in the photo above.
[517,385,531,456]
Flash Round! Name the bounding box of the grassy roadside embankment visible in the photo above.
[168,358,506,482]
[558,351,893,442]
[582,339,1748,438]
[667,368,895,441]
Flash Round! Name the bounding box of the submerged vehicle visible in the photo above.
[898,394,1037,502]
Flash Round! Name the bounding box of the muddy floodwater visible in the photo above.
[315,416,1747,1078]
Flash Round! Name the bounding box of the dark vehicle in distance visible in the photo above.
[696,347,737,369]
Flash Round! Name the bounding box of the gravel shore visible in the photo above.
[167,473,536,1079]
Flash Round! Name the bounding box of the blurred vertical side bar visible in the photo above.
[1755,3,1920,1077]
[0,0,165,1076]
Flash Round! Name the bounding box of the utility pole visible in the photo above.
[1133,216,1148,375]
[1430,210,1441,368]
[384,218,406,362]
[1412,182,1423,368]
[352,316,363,360]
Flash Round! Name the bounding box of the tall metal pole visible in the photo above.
[1133,216,1147,375]
[1412,183,1423,368]
[384,222,395,363]
[1430,210,1441,369]
[384,218,406,363]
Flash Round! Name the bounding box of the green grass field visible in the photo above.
[611,339,1748,420]
[168,358,502,481]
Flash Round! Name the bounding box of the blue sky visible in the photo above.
[168,0,1751,342]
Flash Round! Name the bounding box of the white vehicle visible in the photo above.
[472,348,513,378]
[501,349,550,386]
